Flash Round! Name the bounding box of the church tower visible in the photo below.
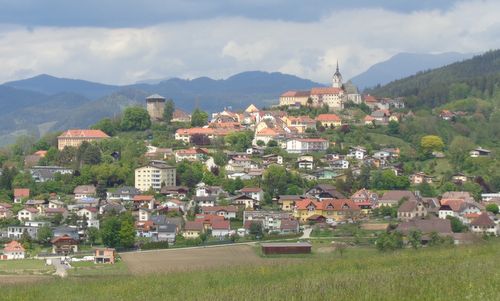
[332,60,343,88]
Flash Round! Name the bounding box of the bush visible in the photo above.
[141,241,170,250]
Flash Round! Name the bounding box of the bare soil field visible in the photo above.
[121,244,294,274]
[360,223,389,231]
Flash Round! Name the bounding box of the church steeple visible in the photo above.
[332,60,343,88]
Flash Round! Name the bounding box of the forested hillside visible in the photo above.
[367,50,500,108]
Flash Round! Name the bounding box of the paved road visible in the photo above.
[300,227,312,239]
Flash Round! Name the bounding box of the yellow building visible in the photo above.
[316,114,342,128]
[182,221,204,239]
[278,195,303,211]
[57,129,109,150]
[134,160,176,192]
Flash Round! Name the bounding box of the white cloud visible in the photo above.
[0,0,499,85]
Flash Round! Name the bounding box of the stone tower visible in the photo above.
[146,94,166,122]
[332,60,343,89]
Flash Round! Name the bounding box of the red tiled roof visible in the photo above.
[211,220,230,230]
[295,199,360,211]
[184,221,204,231]
[471,212,495,227]
[22,207,39,214]
[58,129,109,139]
[4,241,25,252]
[133,195,154,202]
[316,114,341,122]
[364,95,377,103]
[240,187,263,193]
[295,138,328,143]
[310,87,343,95]
[14,188,30,198]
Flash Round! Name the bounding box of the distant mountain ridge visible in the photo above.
[350,52,475,90]
[0,71,323,146]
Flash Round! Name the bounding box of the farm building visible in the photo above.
[261,242,312,255]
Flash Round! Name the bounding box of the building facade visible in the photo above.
[135,160,176,192]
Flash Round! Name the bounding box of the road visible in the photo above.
[51,258,70,277]
[300,227,312,239]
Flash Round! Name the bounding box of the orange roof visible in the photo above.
[176,127,215,135]
[317,114,341,122]
[58,129,109,139]
[256,128,279,137]
[364,115,375,121]
[133,195,154,202]
[211,220,230,230]
[14,188,30,198]
[281,90,298,97]
[295,138,327,143]
[34,150,48,157]
[4,241,25,252]
[310,87,343,95]
[295,199,360,211]
[440,199,465,212]
[364,95,377,103]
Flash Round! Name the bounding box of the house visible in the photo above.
[0,206,13,219]
[74,185,96,200]
[7,226,38,239]
[195,183,226,198]
[30,166,73,182]
[316,114,342,128]
[134,160,176,192]
[239,187,264,202]
[183,221,204,239]
[17,208,38,222]
[243,211,295,232]
[77,207,98,220]
[201,206,238,219]
[439,110,455,120]
[155,223,177,243]
[133,195,155,210]
[441,191,475,203]
[286,138,329,154]
[438,204,455,219]
[306,184,345,200]
[469,147,491,158]
[1,241,25,260]
[51,235,79,255]
[160,186,189,199]
[379,190,417,207]
[364,115,376,125]
[162,199,186,213]
[278,219,300,234]
[25,199,47,214]
[470,212,497,236]
[48,199,64,209]
[175,147,209,162]
[13,188,30,203]
[330,159,349,170]
[293,199,360,223]
[286,116,317,133]
[53,226,79,241]
[297,155,314,170]
[94,248,116,264]
[211,220,231,238]
[396,218,453,241]
[451,173,469,184]
[351,189,378,204]
[193,196,217,207]
[138,208,152,222]
[232,194,259,209]
[57,129,109,150]
[397,200,428,221]
[278,195,304,211]
[410,172,433,184]
[172,109,191,123]
[261,154,283,166]
[107,186,141,201]
[347,146,367,160]
[45,207,68,219]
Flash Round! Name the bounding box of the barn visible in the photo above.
[261,242,312,255]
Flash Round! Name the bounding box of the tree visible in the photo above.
[163,99,175,124]
[262,165,288,198]
[224,131,254,152]
[408,230,422,249]
[52,213,64,226]
[121,106,151,131]
[77,142,102,166]
[96,181,107,200]
[92,118,118,136]
[101,216,122,247]
[119,219,136,248]
[249,222,263,239]
[37,225,53,244]
[420,135,444,153]
[86,227,100,246]
[191,108,208,127]
[446,216,467,233]
[448,136,474,167]
[20,229,33,250]
[486,203,499,215]
[387,120,400,135]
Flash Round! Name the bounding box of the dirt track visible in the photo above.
[121,244,287,274]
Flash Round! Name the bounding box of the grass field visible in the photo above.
[1,241,500,300]
[0,259,54,276]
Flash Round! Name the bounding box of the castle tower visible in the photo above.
[332,60,343,88]
[146,94,166,122]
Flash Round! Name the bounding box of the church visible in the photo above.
[279,62,361,111]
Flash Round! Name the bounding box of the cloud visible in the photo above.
[0,0,499,85]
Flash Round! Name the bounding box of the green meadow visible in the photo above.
[1,242,500,301]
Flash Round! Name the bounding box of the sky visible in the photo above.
[0,0,499,85]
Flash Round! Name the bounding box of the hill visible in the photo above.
[366,49,500,108]
[0,71,322,146]
[1,242,498,300]
[351,52,474,90]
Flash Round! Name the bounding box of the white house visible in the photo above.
[438,204,455,219]
[347,147,367,160]
[17,208,38,222]
[211,221,231,238]
[77,207,98,221]
[470,212,498,236]
[239,188,264,202]
[286,138,329,154]
[1,241,25,260]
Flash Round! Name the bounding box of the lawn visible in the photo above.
[0,259,54,276]
[367,133,413,152]
[2,241,500,300]
[67,260,129,277]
